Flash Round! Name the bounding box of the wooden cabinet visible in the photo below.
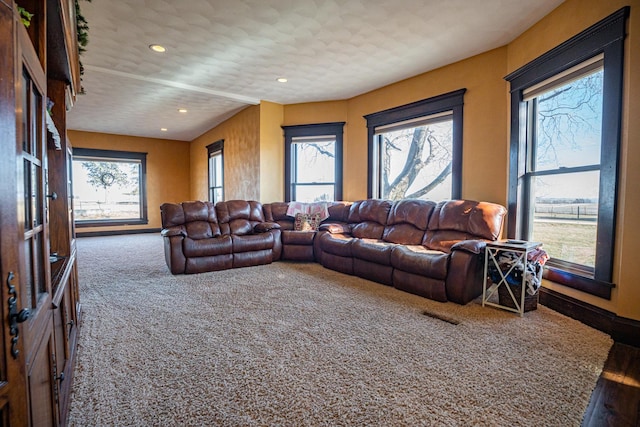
[0,1,82,425]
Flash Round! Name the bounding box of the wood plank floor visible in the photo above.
[582,342,640,426]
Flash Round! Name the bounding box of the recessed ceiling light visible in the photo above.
[276,77,288,83]
[149,44,166,53]
[160,128,168,131]
[178,108,188,113]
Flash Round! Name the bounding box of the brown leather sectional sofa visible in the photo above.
[160,198,506,305]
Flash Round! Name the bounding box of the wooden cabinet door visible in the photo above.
[0,4,31,426]
[17,12,57,427]
[27,323,56,426]
[52,276,77,423]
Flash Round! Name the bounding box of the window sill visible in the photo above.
[544,266,614,299]
[75,219,149,228]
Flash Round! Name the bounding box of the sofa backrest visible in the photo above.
[422,200,506,252]
[262,202,292,229]
[215,200,265,235]
[326,202,352,223]
[347,199,393,239]
[262,201,353,230]
[161,201,221,239]
[383,199,436,245]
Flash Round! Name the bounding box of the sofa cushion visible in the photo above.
[347,199,392,224]
[216,200,266,235]
[346,199,392,239]
[326,202,352,222]
[318,233,354,257]
[232,233,275,253]
[351,222,385,239]
[282,230,315,245]
[183,201,217,223]
[184,220,221,239]
[160,203,186,228]
[390,245,449,280]
[263,202,290,222]
[183,235,232,257]
[423,200,506,252]
[351,239,396,265]
[383,199,435,245]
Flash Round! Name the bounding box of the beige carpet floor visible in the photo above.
[68,234,612,426]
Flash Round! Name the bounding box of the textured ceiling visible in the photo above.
[67,0,565,141]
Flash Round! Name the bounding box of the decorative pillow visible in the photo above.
[294,213,322,231]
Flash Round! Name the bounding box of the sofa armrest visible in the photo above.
[318,223,352,234]
[161,227,186,238]
[254,222,281,233]
[450,239,487,255]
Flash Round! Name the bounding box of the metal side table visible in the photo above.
[482,240,542,317]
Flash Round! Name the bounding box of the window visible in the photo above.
[207,140,224,204]
[505,7,628,298]
[364,89,465,200]
[283,122,344,202]
[72,148,148,226]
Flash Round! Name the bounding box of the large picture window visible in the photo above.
[72,148,148,226]
[365,89,465,200]
[283,122,344,202]
[505,7,628,298]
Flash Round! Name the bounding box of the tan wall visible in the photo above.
[67,130,191,233]
[345,47,509,204]
[506,0,640,320]
[275,0,639,321]
[259,101,285,203]
[189,105,260,201]
[283,100,348,125]
[281,51,508,204]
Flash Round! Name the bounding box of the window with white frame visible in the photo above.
[207,140,224,204]
[365,89,465,201]
[283,122,344,202]
[505,7,627,298]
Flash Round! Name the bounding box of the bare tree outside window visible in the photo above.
[284,122,344,202]
[379,119,453,201]
[506,10,626,295]
[292,139,336,202]
[365,89,465,202]
[73,159,142,221]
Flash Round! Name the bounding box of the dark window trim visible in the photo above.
[207,139,224,204]
[363,89,466,199]
[73,148,148,227]
[206,139,224,153]
[282,122,345,202]
[505,7,628,298]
